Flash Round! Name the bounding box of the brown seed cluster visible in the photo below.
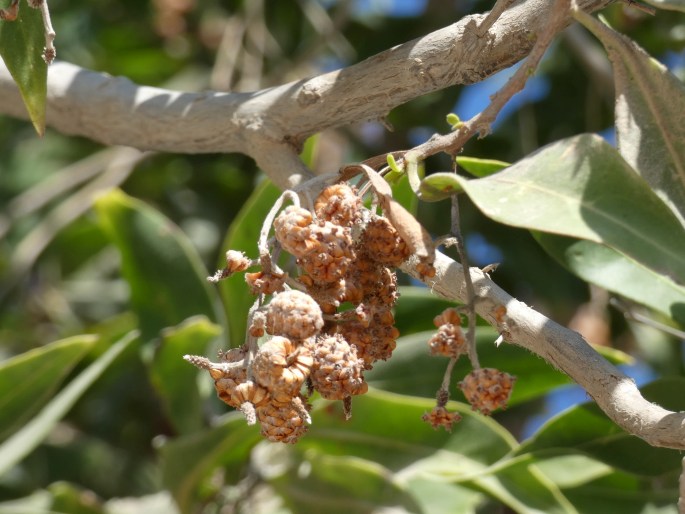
[459,368,516,415]
[188,183,419,443]
[428,308,467,358]
[424,308,516,429]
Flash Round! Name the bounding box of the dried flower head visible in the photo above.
[459,368,516,415]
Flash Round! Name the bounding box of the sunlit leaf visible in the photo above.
[0,335,95,442]
[535,233,685,325]
[0,331,138,476]
[455,134,685,283]
[218,179,282,347]
[457,156,510,178]
[95,189,221,342]
[149,316,222,435]
[419,172,463,201]
[575,12,685,222]
[0,3,47,134]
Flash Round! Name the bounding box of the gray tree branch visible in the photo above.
[0,0,611,189]
[402,252,685,450]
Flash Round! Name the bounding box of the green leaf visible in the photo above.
[0,331,138,476]
[95,189,221,342]
[641,0,685,12]
[575,12,685,221]
[0,3,47,135]
[159,414,261,513]
[0,335,95,442]
[404,479,484,514]
[465,454,579,514]
[301,390,579,513]
[48,482,105,514]
[149,316,222,435]
[517,377,685,477]
[455,134,685,284]
[304,389,516,473]
[218,179,282,346]
[535,233,685,325]
[457,156,510,178]
[419,172,463,201]
[263,448,423,514]
[562,470,679,514]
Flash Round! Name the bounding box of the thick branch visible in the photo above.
[403,252,685,450]
[0,0,610,163]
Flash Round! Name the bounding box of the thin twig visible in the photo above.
[37,0,56,64]
[440,356,459,392]
[679,456,685,514]
[258,190,300,257]
[451,194,479,369]
[396,0,573,162]
[477,0,516,37]
[621,0,657,15]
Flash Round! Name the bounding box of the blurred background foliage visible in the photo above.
[0,1,684,513]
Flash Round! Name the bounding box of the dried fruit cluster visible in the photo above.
[186,183,425,443]
[423,307,516,430]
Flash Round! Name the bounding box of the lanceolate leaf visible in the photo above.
[0,331,138,476]
[0,335,96,442]
[95,189,221,342]
[455,134,685,284]
[575,11,685,223]
[149,316,222,435]
[0,3,47,135]
[535,233,685,325]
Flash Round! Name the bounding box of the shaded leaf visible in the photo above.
[639,0,685,12]
[455,134,685,283]
[218,179,283,346]
[0,331,138,476]
[159,414,261,513]
[575,12,685,222]
[393,286,459,335]
[419,172,463,201]
[465,454,578,514]
[263,447,423,514]
[0,3,47,134]
[95,189,220,342]
[304,389,516,473]
[48,482,105,514]
[535,233,685,325]
[149,316,222,435]
[457,156,510,178]
[516,377,685,477]
[0,335,95,442]
[562,471,679,514]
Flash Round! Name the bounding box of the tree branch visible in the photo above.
[402,252,685,450]
[0,0,611,187]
